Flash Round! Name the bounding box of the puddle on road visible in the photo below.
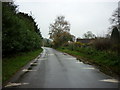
[30,64,37,66]
[30,62,40,66]
[22,66,37,72]
[99,79,119,83]
[5,82,29,87]
[28,67,32,70]
[34,60,38,63]
[63,53,68,55]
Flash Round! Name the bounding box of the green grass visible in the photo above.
[2,48,43,83]
[57,47,120,77]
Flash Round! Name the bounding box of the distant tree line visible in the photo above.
[49,10,120,54]
[2,2,43,56]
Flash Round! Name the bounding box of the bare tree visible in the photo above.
[109,5,120,29]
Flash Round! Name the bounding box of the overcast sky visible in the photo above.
[15,0,119,38]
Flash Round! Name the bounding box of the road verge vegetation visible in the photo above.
[2,2,43,84]
[57,47,120,79]
[3,48,43,83]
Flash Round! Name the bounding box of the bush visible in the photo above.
[92,38,111,51]
[111,44,120,54]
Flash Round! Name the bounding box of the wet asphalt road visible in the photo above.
[4,47,119,88]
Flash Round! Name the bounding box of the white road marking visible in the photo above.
[37,59,46,61]
[82,67,95,70]
[66,58,76,60]
[75,61,83,63]
[99,79,119,83]
[22,69,37,72]
[30,63,40,65]
[48,54,54,56]
[5,82,29,87]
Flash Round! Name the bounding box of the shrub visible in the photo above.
[92,38,111,51]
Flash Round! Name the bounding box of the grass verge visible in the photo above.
[57,47,120,79]
[2,48,43,83]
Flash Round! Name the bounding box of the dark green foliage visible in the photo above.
[2,2,43,56]
[110,27,120,53]
[110,27,120,43]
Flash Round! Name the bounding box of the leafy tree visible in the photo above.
[2,2,43,56]
[83,31,96,39]
[49,16,72,48]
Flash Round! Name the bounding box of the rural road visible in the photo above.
[4,47,119,88]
